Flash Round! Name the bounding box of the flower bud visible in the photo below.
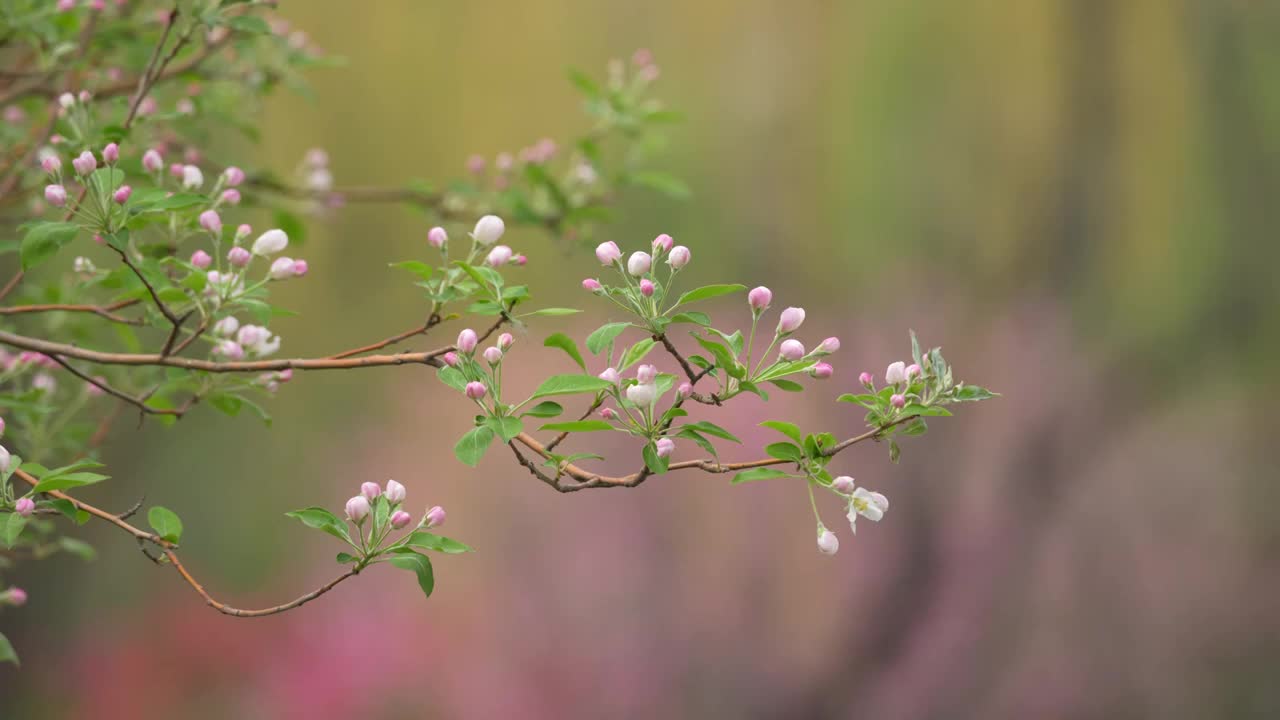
[817,528,839,555]
[385,479,406,504]
[600,407,617,420]
[456,328,478,354]
[885,361,906,385]
[0,445,9,473]
[41,156,61,174]
[215,340,245,360]
[655,437,675,458]
[496,333,514,351]
[667,245,691,268]
[748,286,772,311]
[779,339,805,361]
[833,476,855,494]
[810,362,833,379]
[102,142,119,164]
[223,166,245,187]
[859,371,873,387]
[15,497,34,517]
[442,351,459,367]
[3,587,27,607]
[199,209,221,234]
[169,163,184,178]
[44,184,67,206]
[777,307,805,334]
[627,251,652,276]
[59,92,75,107]
[112,185,132,204]
[676,382,692,398]
[227,246,250,267]
[213,316,239,336]
[269,257,296,280]
[817,337,840,354]
[190,250,212,269]
[142,149,163,172]
[582,278,602,292]
[471,214,505,245]
[181,164,203,190]
[652,233,673,252]
[640,278,655,297]
[252,228,289,256]
[0,416,5,437]
[483,346,503,365]
[360,481,382,501]
[906,363,922,379]
[345,495,371,523]
[636,364,657,384]
[465,381,487,400]
[625,382,656,406]
[221,189,241,205]
[291,259,308,277]
[890,393,906,409]
[428,226,447,249]
[390,510,412,529]
[512,254,527,266]
[598,367,620,384]
[595,241,622,265]
[72,150,96,176]
[425,505,446,529]
[486,244,513,266]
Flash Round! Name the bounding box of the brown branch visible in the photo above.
[327,313,441,360]
[0,299,144,325]
[12,467,360,618]
[45,354,185,417]
[123,7,180,130]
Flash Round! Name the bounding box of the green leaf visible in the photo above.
[454,426,495,466]
[568,68,602,98]
[530,374,613,400]
[59,537,96,561]
[207,392,243,417]
[953,385,998,402]
[388,548,435,599]
[31,471,109,493]
[522,401,564,418]
[227,15,271,33]
[760,420,803,444]
[765,442,804,462]
[642,443,670,474]
[0,632,17,666]
[402,531,473,554]
[731,468,795,484]
[618,338,656,370]
[669,311,711,326]
[889,439,901,464]
[837,393,879,408]
[586,322,630,354]
[336,552,359,564]
[539,420,615,433]
[543,333,586,371]
[682,420,741,443]
[436,366,467,392]
[285,507,353,544]
[483,416,524,443]
[693,336,743,379]
[768,378,804,392]
[672,284,746,308]
[523,307,581,318]
[147,506,184,543]
[20,221,79,271]
[901,404,953,417]
[3,513,26,548]
[389,260,434,280]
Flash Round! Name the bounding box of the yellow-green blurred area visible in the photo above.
[6,1,1280,717]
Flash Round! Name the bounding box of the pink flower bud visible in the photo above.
[890,393,906,409]
[777,307,805,334]
[512,253,527,266]
[390,510,412,529]
[667,245,691,269]
[486,244,513,266]
[582,278,602,292]
[190,250,212,269]
[102,142,119,164]
[627,251,651,276]
[598,367,620,384]
[456,328,478,354]
[223,166,245,186]
[44,184,67,206]
[442,351,459,367]
[112,185,132,204]
[809,362,833,379]
[0,446,9,473]
[779,339,806,361]
[425,505,446,528]
[428,226,447,248]
[471,215,505,245]
[142,149,163,172]
[906,363,922,379]
[595,241,622,265]
[385,479,406,504]
[215,340,245,360]
[640,278,655,297]
[4,587,27,606]
[71,150,96,175]
[227,246,250,267]
[636,364,657,384]
[600,407,617,420]
[859,371,873,387]
[15,497,34,517]
[833,476,855,494]
[199,209,221,234]
[277,369,293,382]
[652,233,673,252]
[465,381,487,400]
[655,437,675,458]
[361,481,382,501]
[466,154,485,174]
[252,229,289,256]
[818,337,840,354]
[483,346,503,365]
[220,189,241,205]
[169,163,184,178]
[235,224,252,242]
[0,416,5,436]
[269,257,296,280]
[345,495,371,523]
[817,529,839,555]
[497,333,514,350]
[748,286,772,311]
[213,316,239,336]
[291,259,308,277]
[677,382,693,398]
[41,156,61,174]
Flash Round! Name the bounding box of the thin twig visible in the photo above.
[45,354,185,416]
[0,299,144,325]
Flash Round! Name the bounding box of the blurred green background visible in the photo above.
[5,1,1280,717]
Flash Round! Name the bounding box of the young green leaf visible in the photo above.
[285,507,353,544]
[0,632,17,666]
[483,416,524,443]
[3,513,26,549]
[618,338,656,370]
[586,322,630,354]
[388,548,435,599]
[402,531,474,554]
[759,420,803,444]
[20,221,79,271]
[454,426,496,466]
[530,374,613,399]
[543,333,586,370]
[671,284,745,309]
[147,506,184,543]
[539,420,615,433]
[522,401,564,418]
[731,468,795,484]
[765,442,805,462]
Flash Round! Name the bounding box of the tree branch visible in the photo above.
[0,299,144,325]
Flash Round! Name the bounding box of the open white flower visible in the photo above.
[847,487,889,533]
[885,361,907,386]
[625,381,657,407]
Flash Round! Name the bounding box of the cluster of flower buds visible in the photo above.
[857,360,923,410]
[746,286,839,381]
[583,233,690,324]
[343,479,445,537]
[444,327,517,405]
[814,476,890,556]
[0,587,26,608]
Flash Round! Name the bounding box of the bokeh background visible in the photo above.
[5,1,1280,718]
